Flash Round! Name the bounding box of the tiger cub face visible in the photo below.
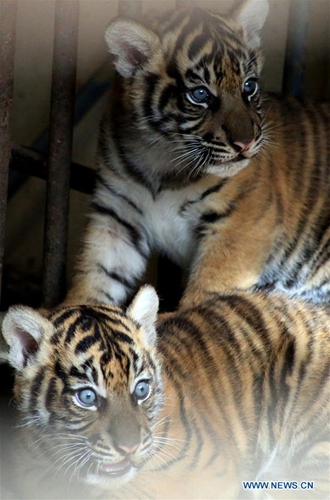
[3,286,161,490]
[105,0,269,179]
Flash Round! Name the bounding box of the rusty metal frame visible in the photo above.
[0,0,17,306]
[42,0,79,308]
[282,0,310,97]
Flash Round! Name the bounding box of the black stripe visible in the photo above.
[197,204,236,236]
[187,417,204,471]
[192,305,252,431]
[55,360,68,386]
[171,16,201,60]
[82,357,100,386]
[319,359,330,392]
[90,201,147,258]
[111,118,157,194]
[64,317,83,345]
[96,305,127,317]
[252,373,264,422]
[159,314,242,451]
[114,331,133,345]
[272,338,295,430]
[29,368,45,412]
[96,288,115,304]
[96,173,143,215]
[200,179,228,199]
[216,294,273,351]
[202,202,235,222]
[102,316,133,334]
[97,263,134,291]
[45,377,58,413]
[52,308,76,329]
[63,306,132,337]
[165,60,185,89]
[266,358,277,447]
[158,84,177,112]
[70,366,88,380]
[162,326,219,464]
[142,73,161,133]
[188,33,209,61]
[75,335,99,354]
[185,68,204,83]
[279,103,322,284]
[101,351,112,366]
[50,327,65,345]
[282,336,314,426]
[310,235,330,278]
[180,180,228,214]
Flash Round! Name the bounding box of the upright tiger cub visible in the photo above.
[2,287,330,499]
[64,0,330,308]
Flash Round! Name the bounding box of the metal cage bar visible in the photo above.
[42,0,79,308]
[0,0,17,305]
[282,0,310,96]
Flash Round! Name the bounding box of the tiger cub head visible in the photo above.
[105,0,269,179]
[3,286,161,490]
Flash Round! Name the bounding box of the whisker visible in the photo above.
[152,444,179,463]
[153,439,183,454]
[153,435,188,444]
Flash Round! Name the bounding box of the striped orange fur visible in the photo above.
[3,286,329,499]
[63,1,330,309]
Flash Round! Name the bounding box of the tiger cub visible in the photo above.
[2,287,329,499]
[64,0,330,308]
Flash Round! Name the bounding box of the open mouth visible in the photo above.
[232,154,246,162]
[209,154,247,166]
[98,458,132,477]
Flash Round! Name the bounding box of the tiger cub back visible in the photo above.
[2,286,330,499]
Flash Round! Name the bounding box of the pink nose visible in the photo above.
[234,139,255,152]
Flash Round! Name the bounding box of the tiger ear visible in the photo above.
[233,0,269,49]
[127,286,159,347]
[105,18,160,77]
[2,306,53,372]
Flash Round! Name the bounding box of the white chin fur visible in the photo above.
[205,158,250,177]
[85,467,137,489]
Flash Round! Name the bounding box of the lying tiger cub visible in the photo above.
[2,287,329,499]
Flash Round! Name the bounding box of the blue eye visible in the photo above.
[76,388,97,407]
[243,79,258,98]
[134,380,151,402]
[188,87,210,104]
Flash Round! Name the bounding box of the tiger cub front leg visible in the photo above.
[182,206,279,306]
[65,193,150,306]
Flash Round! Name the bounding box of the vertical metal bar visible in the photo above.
[0,0,17,306]
[282,0,310,97]
[326,3,330,99]
[43,0,79,308]
[118,0,142,18]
